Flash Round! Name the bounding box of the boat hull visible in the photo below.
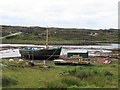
[19,47,62,60]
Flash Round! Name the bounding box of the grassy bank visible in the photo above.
[1,58,119,88]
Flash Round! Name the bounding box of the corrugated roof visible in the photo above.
[67,50,88,53]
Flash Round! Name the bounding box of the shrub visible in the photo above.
[89,76,105,87]
[110,64,117,67]
[2,76,18,87]
[68,68,77,75]
[45,80,67,88]
[75,70,91,79]
[92,70,98,74]
[104,71,113,76]
[47,64,55,68]
[103,70,113,77]
[68,68,92,79]
[62,76,80,86]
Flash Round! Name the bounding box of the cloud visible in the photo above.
[0,0,119,29]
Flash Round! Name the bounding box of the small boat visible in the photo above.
[19,27,62,60]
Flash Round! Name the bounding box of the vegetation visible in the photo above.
[1,58,119,88]
[2,76,18,87]
[0,25,119,89]
[1,25,119,44]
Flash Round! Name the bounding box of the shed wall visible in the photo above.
[67,52,88,58]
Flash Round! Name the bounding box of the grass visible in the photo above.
[2,38,81,45]
[1,58,119,88]
[2,30,118,45]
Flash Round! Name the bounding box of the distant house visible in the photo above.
[90,32,98,36]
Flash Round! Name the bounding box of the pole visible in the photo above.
[46,27,48,48]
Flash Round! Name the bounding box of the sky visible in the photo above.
[0,0,119,29]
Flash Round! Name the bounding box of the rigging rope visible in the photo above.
[45,47,61,61]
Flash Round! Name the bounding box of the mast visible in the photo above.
[46,27,48,48]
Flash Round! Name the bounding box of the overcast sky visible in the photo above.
[0,0,119,29]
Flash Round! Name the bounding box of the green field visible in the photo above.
[1,58,119,89]
[1,25,119,44]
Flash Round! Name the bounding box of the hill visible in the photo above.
[1,25,119,45]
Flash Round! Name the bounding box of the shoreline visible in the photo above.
[1,41,119,46]
[0,42,119,49]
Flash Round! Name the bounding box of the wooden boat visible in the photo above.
[19,47,62,60]
[19,28,62,60]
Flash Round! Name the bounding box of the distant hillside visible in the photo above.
[1,25,119,45]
